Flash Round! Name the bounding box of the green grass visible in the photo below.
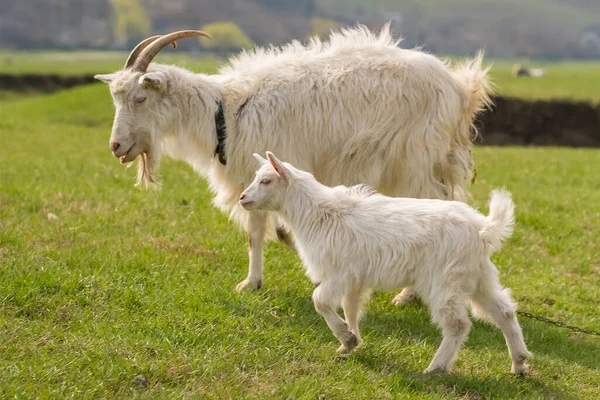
[487,60,600,103]
[1,76,600,398]
[2,51,600,103]
[0,50,222,76]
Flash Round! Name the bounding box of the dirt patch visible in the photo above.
[0,73,96,93]
[476,96,600,147]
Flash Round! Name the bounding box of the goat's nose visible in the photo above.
[239,194,246,201]
[110,141,120,153]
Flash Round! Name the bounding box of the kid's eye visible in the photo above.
[260,178,271,185]
[135,96,146,104]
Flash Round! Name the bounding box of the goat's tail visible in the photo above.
[480,189,514,254]
[452,50,494,119]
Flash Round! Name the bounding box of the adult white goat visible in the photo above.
[240,152,531,375]
[94,26,492,295]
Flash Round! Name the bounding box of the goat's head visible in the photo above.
[95,31,211,186]
[240,152,294,211]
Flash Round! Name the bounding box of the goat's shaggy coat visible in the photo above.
[95,25,492,293]
[240,152,531,374]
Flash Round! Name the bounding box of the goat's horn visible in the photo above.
[125,35,161,69]
[133,30,211,72]
[125,35,179,69]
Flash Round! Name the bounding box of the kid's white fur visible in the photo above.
[240,152,531,374]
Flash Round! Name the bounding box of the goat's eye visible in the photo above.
[260,178,271,185]
[135,96,146,104]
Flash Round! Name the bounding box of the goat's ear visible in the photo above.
[266,151,290,180]
[94,74,116,84]
[253,153,268,165]
[139,72,166,91]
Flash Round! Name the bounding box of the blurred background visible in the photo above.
[1,0,599,59]
[1,2,599,398]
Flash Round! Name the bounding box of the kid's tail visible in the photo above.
[480,189,515,253]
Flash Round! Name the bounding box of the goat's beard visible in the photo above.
[135,146,162,189]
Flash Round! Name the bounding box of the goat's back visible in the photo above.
[215,26,491,236]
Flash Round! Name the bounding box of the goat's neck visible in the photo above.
[162,73,223,175]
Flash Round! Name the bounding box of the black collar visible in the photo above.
[214,101,227,165]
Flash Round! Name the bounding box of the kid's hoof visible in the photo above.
[336,344,350,354]
[336,335,361,354]
[344,334,359,351]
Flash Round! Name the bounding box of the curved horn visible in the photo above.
[133,30,211,73]
[124,35,161,69]
[125,35,179,69]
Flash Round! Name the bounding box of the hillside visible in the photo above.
[320,0,600,28]
[0,0,314,49]
[319,0,600,57]
[0,0,599,58]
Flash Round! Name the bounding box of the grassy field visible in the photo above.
[1,66,599,398]
[0,51,222,76]
[487,60,600,103]
[1,50,600,103]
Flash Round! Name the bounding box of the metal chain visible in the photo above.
[517,311,600,336]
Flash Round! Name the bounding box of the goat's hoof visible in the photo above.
[423,365,448,374]
[511,363,530,376]
[235,278,262,292]
[391,289,417,306]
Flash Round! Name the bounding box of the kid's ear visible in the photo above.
[94,74,116,84]
[139,72,166,91]
[253,153,268,165]
[266,151,290,180]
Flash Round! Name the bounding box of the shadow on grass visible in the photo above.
[239,287,597,398]
[363,299,600,372]
[354,353,577,400]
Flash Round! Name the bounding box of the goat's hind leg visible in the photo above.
[313,282,359,353]
[425,294,472,374]
[469,262,531,375]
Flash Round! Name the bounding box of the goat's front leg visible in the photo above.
[313,282,359,353]
[236,211,267,292]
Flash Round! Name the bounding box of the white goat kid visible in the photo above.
[94,27,492,297]
[240,152,531,375]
